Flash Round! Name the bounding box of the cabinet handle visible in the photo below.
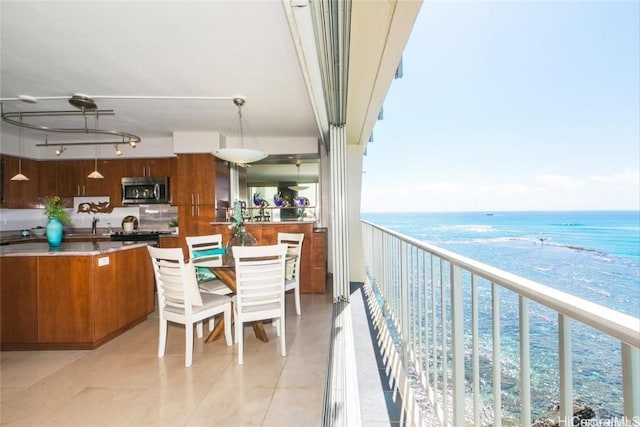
[147,167,151,176]
[83,185,86,196]
[77,185,80,196]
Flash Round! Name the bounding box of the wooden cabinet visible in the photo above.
[174,154,230,250]
[56,159,110,197]
[0,256,38,343]
[310,229,327,293]
[38,160,58,199]
[0,154,40,208]
[175,154,216,205]
[0,245,154,349]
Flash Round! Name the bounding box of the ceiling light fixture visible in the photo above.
[114,144,122,156]
[289,160,308,191]
[10,116,29,181]
[1,98,141,146]
[55,145,66,156]
[87,114,104,179]
[214,96,268,165]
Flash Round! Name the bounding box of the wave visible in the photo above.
[436,224,494,233]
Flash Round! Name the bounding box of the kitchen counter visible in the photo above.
[0,241,147,256]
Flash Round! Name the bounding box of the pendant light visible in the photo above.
[288,160,308,191]
[214,96,268,165]
[87,114,104,179]
[11,118,29,181]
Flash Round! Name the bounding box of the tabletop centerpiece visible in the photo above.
[226,200,256,259]
[42,195,71,247]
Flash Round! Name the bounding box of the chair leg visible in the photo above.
[158,318,168,358]
[208,317,215,331]
[223,305,232,347]
[237,320,244,365]
[185,323,194,367]
[294,286,301,315]
[280,314,286,357]
[196,321,203,339]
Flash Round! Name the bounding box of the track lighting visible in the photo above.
[128,138,136,148]
[114,144,122,156]
[55,145,66,156]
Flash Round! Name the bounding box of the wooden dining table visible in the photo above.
[204,264,270,343]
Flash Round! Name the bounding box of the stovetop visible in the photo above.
[110,230,173,241]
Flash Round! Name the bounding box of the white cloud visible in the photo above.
[534,174,584,189]
[590,170,640,184]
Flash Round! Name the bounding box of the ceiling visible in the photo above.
[0,1,422,183]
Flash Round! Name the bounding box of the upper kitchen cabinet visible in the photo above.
[56,160,110,198]
[0,155,40,208]
[174,154,216,206]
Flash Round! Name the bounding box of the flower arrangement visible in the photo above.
[42,195,71,224]
[228,200,245,233]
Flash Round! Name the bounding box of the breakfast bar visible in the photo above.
[0,242,155,350]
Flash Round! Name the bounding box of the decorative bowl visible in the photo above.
[31,227,46,237]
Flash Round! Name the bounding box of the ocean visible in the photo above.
[361,210,640,421]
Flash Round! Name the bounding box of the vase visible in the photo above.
[45,218,64,247]
[225,226,257,261]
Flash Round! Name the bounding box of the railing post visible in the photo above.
[492,282,502,427]
[451,264,465,426]
[519,296,531,426]
[472,274,481,427]
[400,240,409,362]
[622,342,639,422]
[558,314,573,427]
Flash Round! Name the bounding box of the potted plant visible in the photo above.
[42,195,71,247]
[168,218,179,234]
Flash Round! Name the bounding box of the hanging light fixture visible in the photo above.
[55,145,66,156]
[289,160,308,191]
[114,144,122,156]
[87,114,104,179]
[214,96,268,165]
[11,115,29,181]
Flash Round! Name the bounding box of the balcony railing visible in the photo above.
[361,220,640,426]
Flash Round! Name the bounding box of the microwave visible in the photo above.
[121,177,170,204]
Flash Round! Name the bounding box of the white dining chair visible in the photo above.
[147,246,232,367]
[277,232,304,315]
[186,234,232,295]
[232,244,288,365]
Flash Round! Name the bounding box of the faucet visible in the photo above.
[107,222,112,235]
[92,217,99,235]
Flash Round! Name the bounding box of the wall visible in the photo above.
[0,197,177,232]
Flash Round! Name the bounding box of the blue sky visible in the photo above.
[361,0,639,213]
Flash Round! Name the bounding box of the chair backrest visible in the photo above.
[277,232,304,281]
[148,246,202,313]
[186,234,223,267]
[233,244,288,319]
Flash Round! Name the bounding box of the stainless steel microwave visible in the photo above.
[121,177,170,204]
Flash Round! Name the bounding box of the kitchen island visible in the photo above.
[0,242,155,350]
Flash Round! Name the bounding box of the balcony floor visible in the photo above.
[1,292,334,426]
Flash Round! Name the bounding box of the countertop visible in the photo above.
[0,241,149,256]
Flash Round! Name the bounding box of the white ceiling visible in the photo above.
[0,1,320,156]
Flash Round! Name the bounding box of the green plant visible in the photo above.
[42,195,71,224]
[168,218,179,228]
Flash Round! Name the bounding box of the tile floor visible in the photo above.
[1,292,335,426]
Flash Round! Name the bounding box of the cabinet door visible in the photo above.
[145,158,169,177]
[38,160,58,200]
[1,155,39,208]
[175,154,215,205]
[84,159,110,196]
[56,160,81,197]
[0,257,38,344]
[38,256,93,343]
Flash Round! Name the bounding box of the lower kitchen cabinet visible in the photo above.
[0,245,154,350]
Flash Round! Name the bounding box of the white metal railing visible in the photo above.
[362,220,640,426]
